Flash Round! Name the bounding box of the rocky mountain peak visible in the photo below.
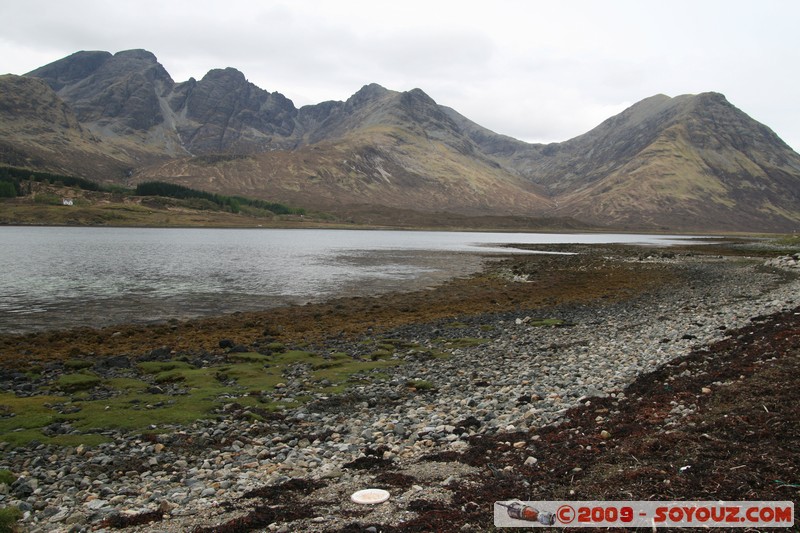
[679,91,800,170]
[112,49,159,62]
[391,88,473,153]
[401,88,436,105]
[345,83,392,109]
[26,50,113,91]
[199,67,248,85]
[27,48,174,132]
[397,88,446,118]
[6,49,800,231]
[31,49,172,89]
[172,67,297,153]
[102,49,173,84]
[691,91,729,107]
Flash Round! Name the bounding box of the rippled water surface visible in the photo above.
[0,227,695,333]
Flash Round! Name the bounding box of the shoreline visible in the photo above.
[0,228,706,337]
[1,242,799,532]
[0,243,682,364]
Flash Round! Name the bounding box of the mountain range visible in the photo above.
[2,48,800,231]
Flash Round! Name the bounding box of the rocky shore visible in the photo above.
[1,242,798,532]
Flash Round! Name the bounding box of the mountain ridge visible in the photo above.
[2,48,799,231]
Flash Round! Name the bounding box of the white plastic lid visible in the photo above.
[350,488,390,504]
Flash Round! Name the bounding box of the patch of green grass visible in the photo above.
[227,352,269,362]
[0,506,22,533]
[153,369,192,384]
[529,318,572,327]
[771,234,800,247]
[2,349,407,447]
[48,433,111,447]
[436,337,492,348]
[105,377,149,393]
[67,350,381,431]
[33,193,62,205]
[272,350,317,364]
[368,371,392,382]
[0,393,100,445]
[55,372,101,392]
[65,393,219,431]
[137,361,195,374]
[225,363,283,390]
[272,398,306,410]
[406,379,436,391]
[0,393,65,434]
[0,428,110,448]
[244,411,265,422]
[380,338,419,349]
[64,359,94,370]
[265,342,286,352]
[0,470,15,486]
[405,347,451,360]
[1,429,49,448]
[358,337,417,356]
[313,359,399,386]
[369,349,393,360]
[311,360,346,371]
[234,395,263,407]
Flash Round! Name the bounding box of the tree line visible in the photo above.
[0,166,102,197]
[0,166,305,216]
[134,181,304,215]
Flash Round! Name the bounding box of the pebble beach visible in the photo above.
[1,242,798,532]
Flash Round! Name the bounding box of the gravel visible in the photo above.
[1,251,798,532]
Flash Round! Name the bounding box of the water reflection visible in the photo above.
[0,227,698,333]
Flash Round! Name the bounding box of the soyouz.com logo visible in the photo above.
[493,501,794,528]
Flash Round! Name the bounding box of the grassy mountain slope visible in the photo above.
[3,49,800,231]
[133,125,553,217]
[550,95,800,231]
[0,75,135,179]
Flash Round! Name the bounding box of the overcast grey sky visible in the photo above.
[2,0,799,150]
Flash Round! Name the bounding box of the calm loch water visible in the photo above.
[0,227,695,334]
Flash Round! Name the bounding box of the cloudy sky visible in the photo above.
[2,0,799,150]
